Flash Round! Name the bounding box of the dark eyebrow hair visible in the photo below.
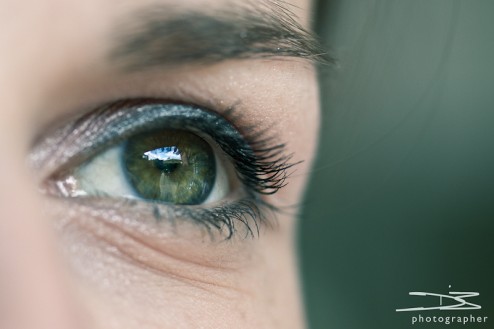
[110,2,329,70]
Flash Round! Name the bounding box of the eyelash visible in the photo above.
[37,99,295,239]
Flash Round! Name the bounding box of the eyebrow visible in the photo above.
[110,2,329,70]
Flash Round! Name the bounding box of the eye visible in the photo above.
[62,129,232,205]
[36,99,294,238]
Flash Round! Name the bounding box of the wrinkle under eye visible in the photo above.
[124,130,216,205]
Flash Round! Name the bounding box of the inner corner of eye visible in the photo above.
[58,130,237,206]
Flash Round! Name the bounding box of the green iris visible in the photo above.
[123,130,216,204]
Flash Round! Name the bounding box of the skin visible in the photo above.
[0,0,319,328]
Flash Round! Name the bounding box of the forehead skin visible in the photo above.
[0,0,319,329]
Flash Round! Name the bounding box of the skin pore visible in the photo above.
[0,0,321,328]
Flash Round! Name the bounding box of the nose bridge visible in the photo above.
[0,93,82,329]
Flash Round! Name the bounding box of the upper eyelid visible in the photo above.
[30,99,244,177]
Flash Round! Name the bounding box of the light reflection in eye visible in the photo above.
[143,146,181,162]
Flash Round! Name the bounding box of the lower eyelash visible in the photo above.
[152,196,276,239]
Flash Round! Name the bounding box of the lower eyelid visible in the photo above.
[51,187,272,239]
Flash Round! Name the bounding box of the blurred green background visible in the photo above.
[299,1,494,328]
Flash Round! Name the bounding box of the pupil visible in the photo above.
[154,160,181,173]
